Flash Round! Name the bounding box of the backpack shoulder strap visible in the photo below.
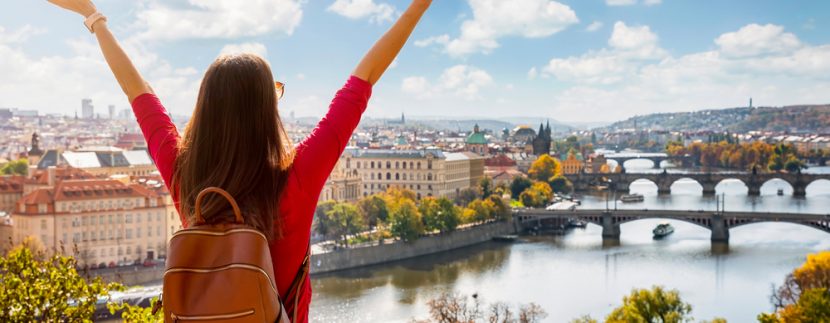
[285,244,311,322]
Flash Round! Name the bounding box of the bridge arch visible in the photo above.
[669,177,703,195]
[628,178,658,194]
[613,216,712,231]
[806,179,830,196]
[714,178,749,195]
[729,220,830,235]
[620,158,657,170]
[760,178,794,196]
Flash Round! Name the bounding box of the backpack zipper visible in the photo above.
[171,309,254,321]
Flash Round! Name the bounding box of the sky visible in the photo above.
[1,0,829,123]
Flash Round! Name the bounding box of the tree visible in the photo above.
[388,199,423,242]
[0,159,28,175]
[549,175,573,193]
[487,195,511,221]
[528,154,562,183]
[759,251,830,322]
[465,199,496,223]
[455,187,481,207]
[326,203,365,246]
[415,292,547,323]
[420,197,460,233]
[313,201,337,238]
[356,195,388,228]
[479,176,494,198]
[0,239,124,321]
[605,286,692,323]
[510,176,533,199]
[519,182,553,208]
[784,156,806,173]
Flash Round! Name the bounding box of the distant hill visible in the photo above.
[600,104,830,134]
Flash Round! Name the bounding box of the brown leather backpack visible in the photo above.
[157,187,308,323]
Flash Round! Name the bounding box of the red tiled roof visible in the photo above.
[0,176,24,193]
[485,154,517,167]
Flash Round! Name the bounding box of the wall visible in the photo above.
[310,221,514,274]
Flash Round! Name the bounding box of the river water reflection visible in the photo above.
[310,166,830,322]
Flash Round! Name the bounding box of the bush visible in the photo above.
[0,238,123,321]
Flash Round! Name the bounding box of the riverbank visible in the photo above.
[310,220,515,274]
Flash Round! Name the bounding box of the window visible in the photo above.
[157,213,161,222]
[417,162,421,169]
[41,219,47,230]
[386,173,391,180]
[126,229,133,239]
[428,173,433,181]
[73,233,80,243]
[403,162,407,169]
[148,213,152,222]
[82,232,87,241]
[428,160,433,170]
[137,228,142,238]
[157,226,161,236]
[147,226,151,237]
[91,231,97,241]
[377,173,382,181]
[386,161,391,169]
[99,215,104,225]
[125,214,132,223]
[371,173,375,180]
[395,161,399,169]
[136,213,141,223]
[395,173,400,180]
[370,161,375,169]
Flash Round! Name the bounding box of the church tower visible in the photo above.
[28,132,44,166]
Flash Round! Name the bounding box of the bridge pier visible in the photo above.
[747,184,761,196]
[601,212,620,239]
[794,185,807,197]
[701,182,717,196]
[657,184,671,195]
[710,214,730,243]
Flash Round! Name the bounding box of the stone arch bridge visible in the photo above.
[570,170,830,196]
[515,209,830,243]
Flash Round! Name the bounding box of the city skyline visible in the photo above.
[1,0,829,122]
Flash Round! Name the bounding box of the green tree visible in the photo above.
[605,286,692,323]
[356,195,389,227]
[783,156,806,173]
[455,187,481,207]
[479,176,494,198]
[326,203,365,246]
[510,176,533,199]
[549,175,573,193]
[388,199,424,242]
[313,201,337,238]
[420,197,460,233]
[528,154,562,183]
[0,158,28,175]
[0,239,124,322]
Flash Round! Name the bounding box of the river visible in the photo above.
[309,165,830,322]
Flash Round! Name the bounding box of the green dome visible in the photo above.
[466,132,487,145]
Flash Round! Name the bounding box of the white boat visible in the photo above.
[777,188,784,196]
[621,193,644,203]
[653,223,674,239]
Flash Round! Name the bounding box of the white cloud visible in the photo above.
[401,76,431,98]
[539,23,830,122]
[219,42,268,57]
[327,0,396,24]
[136,0,304,40]
[401,65,494,100]
[0,26,201,116]
[606,0,637,6]
[422,0,578,57]
[644,0,662,5]
[527,67,539,80]
[586,21,604,32]
[414,35,450,47]
[715,23,801,58]
[542,21,667,84]
[608,21,667,59]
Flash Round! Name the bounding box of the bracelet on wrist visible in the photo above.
[84,12,107,34]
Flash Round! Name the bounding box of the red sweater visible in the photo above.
[131,75,372,323]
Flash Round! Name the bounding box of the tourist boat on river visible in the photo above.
[653,223,675,239]
[621,193,645,203]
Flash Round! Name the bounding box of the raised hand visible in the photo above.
[47,0,97,17]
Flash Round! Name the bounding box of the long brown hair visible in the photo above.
[174,53,294,240]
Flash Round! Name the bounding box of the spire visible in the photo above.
[545,120,552,139]
[29,132,44,156]
[538,123,545,137]
[474,123,480,133]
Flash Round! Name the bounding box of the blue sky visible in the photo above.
[1,0,829,123]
